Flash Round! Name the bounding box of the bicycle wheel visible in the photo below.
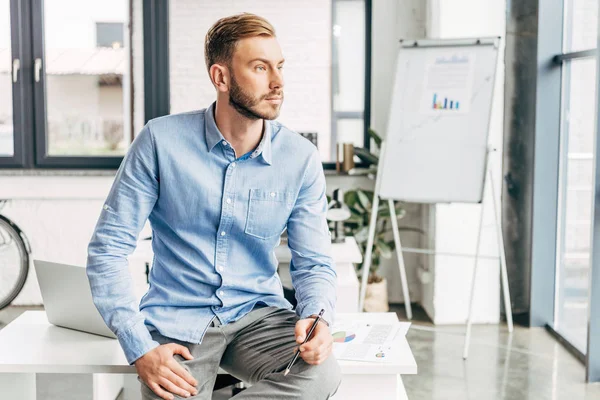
[0,216,29,310]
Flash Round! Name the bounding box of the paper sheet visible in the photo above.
[331,321,411,363]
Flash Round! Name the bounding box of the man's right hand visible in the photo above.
[134,343,199,400]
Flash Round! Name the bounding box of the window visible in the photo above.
[1,0,142,169]
[96,22,124,48]
[0,2,14,158]
[332,0,368,162]
[554,0,598,355]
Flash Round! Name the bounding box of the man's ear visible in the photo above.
[210,64,229,93]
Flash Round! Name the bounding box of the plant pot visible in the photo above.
[363,276,389,312]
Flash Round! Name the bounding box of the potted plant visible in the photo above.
[328,129,422,312]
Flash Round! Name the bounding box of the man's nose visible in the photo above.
[270,69,284,90]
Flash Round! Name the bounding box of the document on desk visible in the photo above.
[332,321,411,363]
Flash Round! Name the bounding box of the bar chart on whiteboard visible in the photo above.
[420,51,475,115]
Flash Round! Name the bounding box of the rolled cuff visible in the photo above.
[117,319,160,365]
[296,302,335,326]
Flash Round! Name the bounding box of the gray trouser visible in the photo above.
[138,306,342,399]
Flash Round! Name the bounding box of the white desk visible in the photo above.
[0,311,416,400]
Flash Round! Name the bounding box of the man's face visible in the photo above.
[227,36,285,121]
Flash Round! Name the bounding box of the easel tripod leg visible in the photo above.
[388,199,412,320]
[488,167,514,332]
[463,192,486,359]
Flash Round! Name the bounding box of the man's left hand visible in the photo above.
[294,318,333,365]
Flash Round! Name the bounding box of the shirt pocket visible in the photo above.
[245,189,294,239]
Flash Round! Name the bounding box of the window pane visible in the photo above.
[333,0,365,112]
[337,118,364,147]
[43,0,133,156]
[0,2,13,157]
[564,0,599,53]
[555,58,596,353]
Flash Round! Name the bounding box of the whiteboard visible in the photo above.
[378,38,499,204]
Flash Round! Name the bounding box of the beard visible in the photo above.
[228,73,283,121]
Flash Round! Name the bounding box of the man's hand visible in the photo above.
[134,343,199,400]
[294,318,333,365]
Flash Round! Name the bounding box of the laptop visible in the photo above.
[34,260,117,339]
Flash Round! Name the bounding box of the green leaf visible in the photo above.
[356,190,371,210]
[345,215,363,224]
[351,203,365,215]
[368,128,382,148]
[344,191,358,208]
[377,239,392,259]
[378,206,406,219]
[349,207,364,217]
[354,226,370,243]
[353,147,379,166]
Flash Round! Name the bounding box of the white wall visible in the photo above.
[424,0,506,324]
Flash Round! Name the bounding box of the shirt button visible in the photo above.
[226,198,232,204]
[231,162,236,168]
[270,192,276,197]
[219,290,224,296]
[218,266,224,272]
[222,140,228,146]
[220,231,226,236]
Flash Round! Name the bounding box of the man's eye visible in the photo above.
[256,65,266,71]
[278,65,284,70]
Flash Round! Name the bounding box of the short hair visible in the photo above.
[204,13,276,73]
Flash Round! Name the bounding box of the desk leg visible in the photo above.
[332,374,407,400]
[0,373,36,399]
[398,376,408,400]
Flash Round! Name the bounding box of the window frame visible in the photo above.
[328,0,372,170]
[1,0,32,168]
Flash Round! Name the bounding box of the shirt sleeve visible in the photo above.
[286,149,337,325]
[86,123,160,365]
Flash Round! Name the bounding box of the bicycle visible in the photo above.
[0,200,32,310]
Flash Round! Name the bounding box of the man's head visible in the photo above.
[205,13,285,121]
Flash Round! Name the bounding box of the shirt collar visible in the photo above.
[205,102,272,165]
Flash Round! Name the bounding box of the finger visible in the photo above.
[170,344,195,361]
[295,320,312,343]
[158,376,191,398]
[168,359,199,388]
[305,350,328,365]
[299,335,325,352]
[300,351,321,365]
[149,382,175,400]
[300,347,320,361]
[302,341,332,364]
[164,367,198,396]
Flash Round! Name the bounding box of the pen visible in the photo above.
[284,308,325,377]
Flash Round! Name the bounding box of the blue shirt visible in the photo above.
[86,102,336,365]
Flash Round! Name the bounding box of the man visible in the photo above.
[87,12,341,400]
